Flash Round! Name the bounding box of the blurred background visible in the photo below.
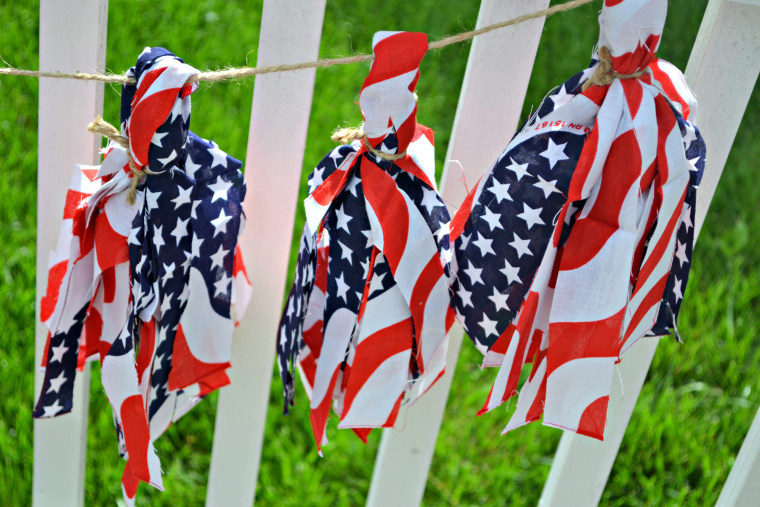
[1,0,758,504]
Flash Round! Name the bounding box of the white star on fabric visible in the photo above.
[335,204,353,233]
[500,259,521,284]
[151,131,168,147]
[540,139,569,169]
[681,205,693,231]
[509,233,532,258]
[208,144,228,168]
[172,186,193,208]
[190,200,201,220]
[309,165,325,193]
[420,186,442,214]
[279,326,289,347]
[328,147,344,167]
[506,158,530,181]
[345,175,361,197]
[487,179,512,203]
[534,175,561,198]
[153,225,165,255]
[481,207,503,231]
[478,315,499,338]
[177,284,190,306]
[210,209,232,237]
[128,226,141,246]
[457,285,474,308]
[472,234,495,257]
[210,244,228,270]
[191,233,203,258]
[360,257,370,277]
[488,287,510,312]
[459,232,471,250]
[47,371,67,394]
[688,156,701,172]
[463,261,484,286]
[161,262,176,286]
[171,217,189,244]
[160,292,174,315]
[360,228,373,249]
[338,239,354,265]
[214,275,231,298]
[549,84,573,110]
[157,149,177,167]
[517,203,545,230]
[50,343,68,363]
[335,272,350,302]
[208,177,233,203]
[673,276,683,301]
[42,399,64,417]
[146,189,161,210]
[674,241,689,268]
[185,153,202,178]
[682,122,698,150]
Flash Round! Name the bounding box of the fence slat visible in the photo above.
[539,1,760,505]
[717,408,760,506]
[366,2,550,505]
[205,2,326,505]
[33,1,109,506]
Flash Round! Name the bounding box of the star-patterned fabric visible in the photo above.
[34,48,251,504]
[450,0,705,440]
[277,31,454,452]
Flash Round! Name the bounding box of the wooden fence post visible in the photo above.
[366,2,550,505]
[33,1,109,506]
[539,1,760,505]
[205,1,326,505]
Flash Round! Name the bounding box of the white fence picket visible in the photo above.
[33,1,109,506]
[539,1,760,505]
[205,1,326,505]
[717,407,760,506]
[366,2,550,505]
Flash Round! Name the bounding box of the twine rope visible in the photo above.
[0,0,595,84]
[581,45,650,91]
[87,116,162,204]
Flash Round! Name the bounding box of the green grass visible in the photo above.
[1,0,758,505]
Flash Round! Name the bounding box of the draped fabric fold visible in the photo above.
[277,31,454,452]
[34,47,251,504]
[450,0,705,439]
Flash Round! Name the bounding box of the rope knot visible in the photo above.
[581,46,650,91]
[330,126,407,162]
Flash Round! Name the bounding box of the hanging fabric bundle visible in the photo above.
[34,47,251,503]
[450,0,705,439]
[277,31,454,452]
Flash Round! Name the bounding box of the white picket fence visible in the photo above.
[32,0,760,505]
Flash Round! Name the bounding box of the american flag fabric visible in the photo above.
[450,0,705,439]
[34,47,251,503]
[278,31,454,452]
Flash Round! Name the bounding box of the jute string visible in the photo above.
[331,127,407,161]
[581,46,649,91]
[87,116,160,204]
[0,0,595,84]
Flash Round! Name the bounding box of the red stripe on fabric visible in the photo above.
[609,36,660,75]
[80,168,99,182]
[525,365,548,423]
[73,207,94,262]
[559,129,642,270]
[299,350,317,387]
[130,67,165,108]
[580,84,608,106]
[120,395,151,483]
[341,318,413,418]
[302,320,324,360]
[445,306,455,333]
[624,273,669,342]
[41,261,68,323]
[567,118,601,201]
[408,255,444,371]
[489,324,516,356]
[310,168,350,207]
[605,0,625,5]
[383,392,404,428]
[414,124,435,146]
[394,156,434,189]
[499,291,540,404]
[135,319,156,381]
[649,61,690,119]
[352,427,372,443]
[529,349,547,382]
[357,247,378,322]
[310,367,341,453]
[526,329,543,365]
[40,332,52,368]
[232,245,250,283]
[168,324,231,391]
[622,79,644,119]
[450,177,481,242]
[101,265,116,304]
[198,369,231,397]
[360,157,409,270]
[546,307,626,377]
[477,384,497,416]
[63,190,88,219]
[630,161,659,285]
[94,212,129,271]
[121,460,139,501]
[361,32,427,90]
[80,304,102,370]
[394,103,418,152]
[129,88,182,166]
[576,395,609,440]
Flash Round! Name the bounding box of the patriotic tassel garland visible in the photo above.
[450,0,705,439]
[277,31,455,452]
[33,48,251,503]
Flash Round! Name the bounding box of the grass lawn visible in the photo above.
[1,0,759,505]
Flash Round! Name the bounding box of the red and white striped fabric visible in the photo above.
[278,32,454,452]
[452,0,704,439]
